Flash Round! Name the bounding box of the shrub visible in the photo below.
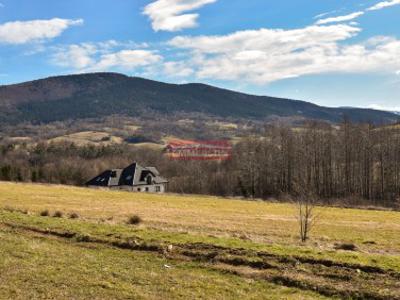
[127,215,142,225]
[100,136,111,141]
[40,209,49,217]
[69,212,79,219]
[53,211,63,218]
[334,243,358,251]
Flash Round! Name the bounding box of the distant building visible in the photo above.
[86,162,168,193]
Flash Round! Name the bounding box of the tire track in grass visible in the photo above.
[2,221,400,300]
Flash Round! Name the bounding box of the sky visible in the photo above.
[0,0,399,110]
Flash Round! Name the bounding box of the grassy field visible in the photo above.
[49,131,124,146]
[0,182,399,299]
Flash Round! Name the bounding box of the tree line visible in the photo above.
[1,120,400,207]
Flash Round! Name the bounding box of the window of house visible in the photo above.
[156,186,161,192]
[145,187,149,192]
[137,188,141,192]
[111,171,117,178]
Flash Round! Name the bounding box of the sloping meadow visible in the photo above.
[0,182,400,299]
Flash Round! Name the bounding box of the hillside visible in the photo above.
[0,72,398,125]
[0,182,400,299]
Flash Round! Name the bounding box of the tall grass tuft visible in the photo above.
[69,212,79,219]
[40,209,50,217]
[53,211,63,218]
[127,215,142,225]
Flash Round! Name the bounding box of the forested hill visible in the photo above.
[0,72,397,124]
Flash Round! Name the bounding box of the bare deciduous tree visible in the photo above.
[294,180,318,242]
[297,194,317,242]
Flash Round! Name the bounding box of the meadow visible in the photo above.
[0,182,399,299]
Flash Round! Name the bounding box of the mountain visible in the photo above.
[0,72,398,125]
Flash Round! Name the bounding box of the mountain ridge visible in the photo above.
[0,72,398,125]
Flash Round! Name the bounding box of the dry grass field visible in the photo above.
[49,131,124,146]
[0,182,399,299]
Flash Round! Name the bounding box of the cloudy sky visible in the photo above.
[0,0,399,110]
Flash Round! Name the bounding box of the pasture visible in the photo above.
[0,182,399,299]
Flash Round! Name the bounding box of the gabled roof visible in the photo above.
[133,163,168,186]
[86,162,168,187]
[118,163,137,186]
[86,170,113,187]
[146,167,160,176]
[109,169,123,186]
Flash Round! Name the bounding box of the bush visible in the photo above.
[69,212,79,219]
[127,215,142,225]
[334,243,358,251]
[40,209,49,217]
[53,211,63,218]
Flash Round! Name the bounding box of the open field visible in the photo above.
[0,182,400,299]
[48,131,124,146]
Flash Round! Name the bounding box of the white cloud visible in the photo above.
[52,44,97,69]
[51,41,162,72]
[367,104,400,112]
[47,0,400,85]
[95,50,162,70]
[315,1,400,26]
[313,10,337,19]
[170,25,360,54]
[0,18,83,44]
[315,11,364,25]
[396,70,400,75]
[143,0,216,32]
[163,61,194,77]
[167,24,400,84]
[367,0,400,11]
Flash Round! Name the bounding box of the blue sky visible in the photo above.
[0,0,399,110]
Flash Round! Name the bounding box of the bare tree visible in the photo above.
[296,191,318,242]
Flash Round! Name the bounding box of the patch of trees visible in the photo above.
[1,120,400,208]
[230,121,400,207]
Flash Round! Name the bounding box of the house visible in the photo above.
[86,162,168,193]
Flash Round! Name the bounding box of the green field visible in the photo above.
[0,182,399,299]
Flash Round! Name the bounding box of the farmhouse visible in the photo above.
[86,162,168,193]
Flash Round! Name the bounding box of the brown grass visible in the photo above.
[0,181,399,255]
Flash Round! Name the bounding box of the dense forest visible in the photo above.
[1,120,400,208]
[1,73,398,125]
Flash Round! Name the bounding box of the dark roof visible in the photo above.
[118,163,136,186]
[85,170,113,187]
[86,162,168,187]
